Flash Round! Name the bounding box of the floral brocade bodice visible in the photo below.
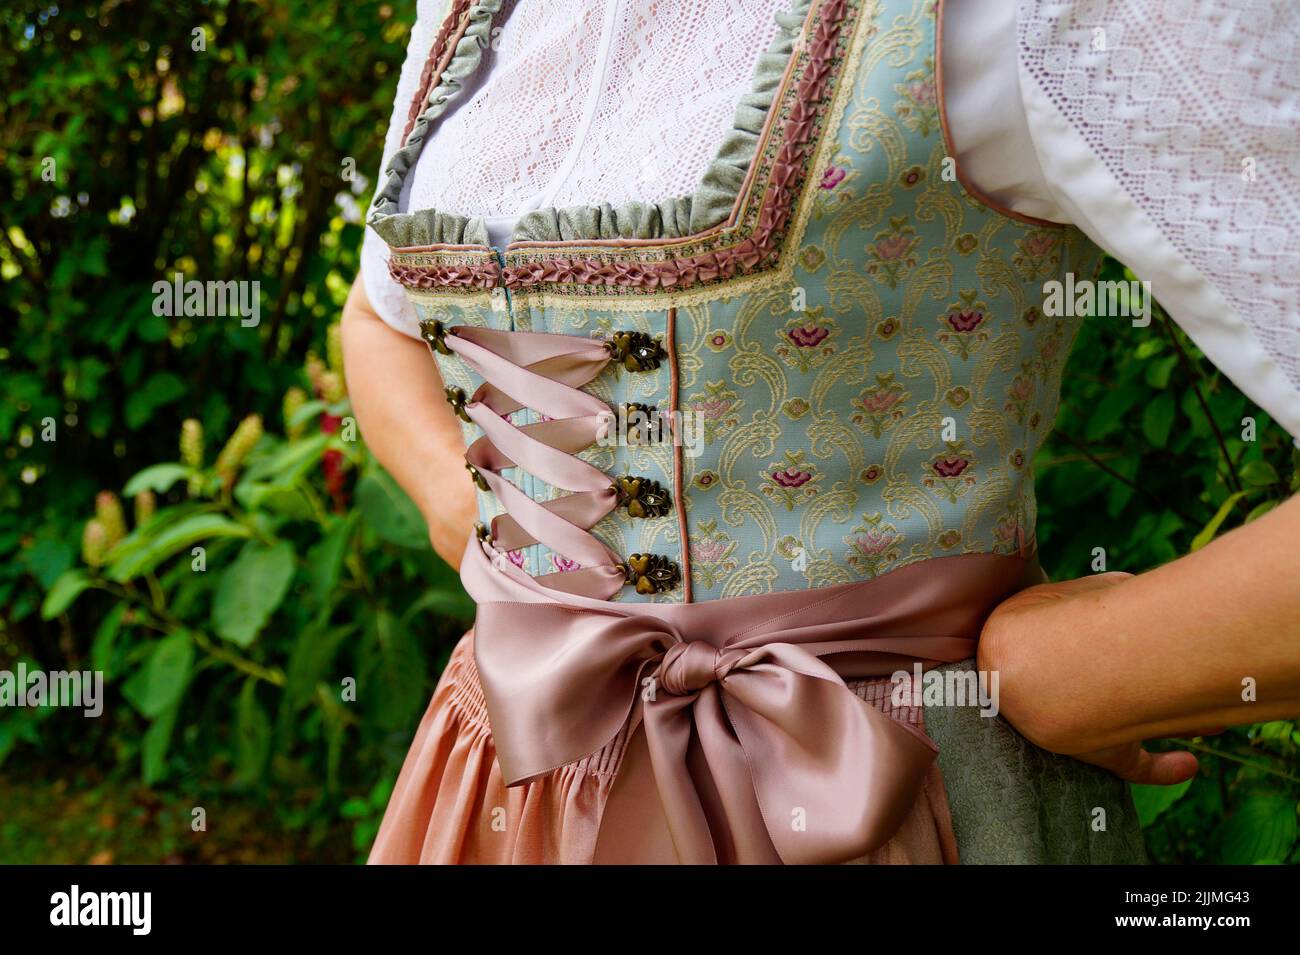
[370,0,1104,603]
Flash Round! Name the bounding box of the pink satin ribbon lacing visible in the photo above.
[441,324,629,597]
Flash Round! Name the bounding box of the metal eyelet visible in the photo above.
[465,460,490,491]
[611,475,672,519]
[474,522,491,543]
[419,318,453,355]
[621,553,681,595]
[445,386,471,422]
[605,331,666,372]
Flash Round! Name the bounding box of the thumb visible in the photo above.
[1076,743,1199,786]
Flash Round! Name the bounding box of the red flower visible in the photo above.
[788,324,829,347]
[946,310,985,333]
[932,457,970,478]
[772,467,813,488]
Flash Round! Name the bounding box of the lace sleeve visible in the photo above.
[1015,0,1300,438]
[359,0,449,339]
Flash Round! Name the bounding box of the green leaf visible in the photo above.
[287,399,328,429]
[211,540,296,647]
[1140,393,1176,448]
[234,481,315,519]
[307,511,359,606]
[108,513,251,582]
[1239,459,1280,488]
[233,678,272,786]
[1130,779,1193,828]
[40,569,93,619]
[124,372,187,429]
[1217,796,1298,864]
[122,632,194,719]
[90,603,128,680]
[1144,354,1178,389]
[21,535,76,590]
[356,469,429,549]
[286,623,353,709]
[141,701,180,785]
[123,463,192,497]
[1085,388,1140,443]
[360,611,427,731]
[242,432,330,484]
[1244,499,1278,524]
[1190,491,1247,551]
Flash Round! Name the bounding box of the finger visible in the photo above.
[1110,747,1199,786]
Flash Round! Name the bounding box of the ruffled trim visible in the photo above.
[368,0,813,249]
[368,0,502,249]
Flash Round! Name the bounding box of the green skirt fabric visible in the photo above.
[925,660,1148,864]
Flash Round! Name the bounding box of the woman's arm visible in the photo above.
[341,275,478,569]
[979,492,1300,784]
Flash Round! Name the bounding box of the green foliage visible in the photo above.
[0,1,474,859]
[1037,256,1300,864]
[13,382,472,854]
[0,0,410,639]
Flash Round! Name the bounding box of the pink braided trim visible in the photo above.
[388,259,501,290]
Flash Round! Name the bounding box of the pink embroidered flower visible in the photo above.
[771,466,813,488]
[1025,232,1059,257]
[787,323,830,348]
[907,77,936,108]
[872,235,914,262]
[946,309,985,333]
[550,554,581,573]
[851,529,900,557]
[932,456,971,478]
[821,165,848,190]
[691,538,732,564]
[859,390,902,414]
[506,549,526,569]
[1008,378,1035,402]
[693,398,735,421]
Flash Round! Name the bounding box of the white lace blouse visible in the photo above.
[361,0,1300,438]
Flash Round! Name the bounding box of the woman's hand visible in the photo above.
[979,574,1200,785]
[978,493,1300,785]
[341,276,478,569]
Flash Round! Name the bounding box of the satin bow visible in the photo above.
[462,539,1033,865]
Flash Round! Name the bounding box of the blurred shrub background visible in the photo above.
[0,0,1296,863]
